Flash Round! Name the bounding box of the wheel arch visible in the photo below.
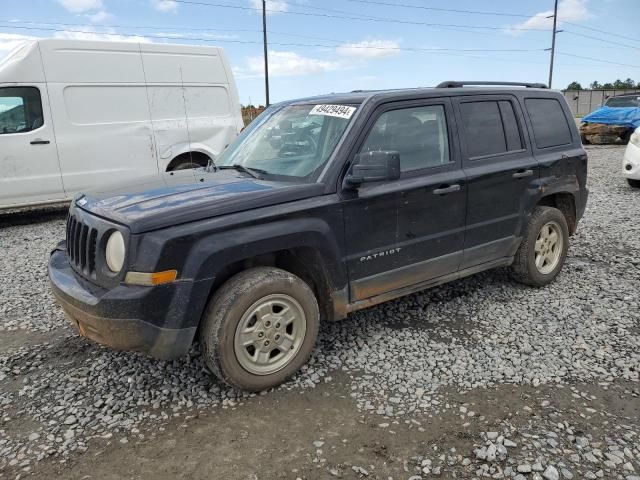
[537,191,577,235]
[166,151,211,171]
[182,221,348,327]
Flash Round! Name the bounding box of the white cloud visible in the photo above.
[57,0,104,13]
[238,50,340,77]
[250,0,289,15]
[152,0,178,12]
[509,0,589,33]
[337,39,401,59]
[53,28,152,43]
[0,33,36,53]
[157,31,239,40]
[0,29,154,61]
[86,10,113,22]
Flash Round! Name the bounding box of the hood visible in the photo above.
[77,169,324,233]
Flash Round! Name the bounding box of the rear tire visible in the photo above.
[199,267,320,391]
[511,206,569,287]
[628,178,640,188]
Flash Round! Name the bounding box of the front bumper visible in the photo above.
[48,244,197,359]
[623,140,640,180]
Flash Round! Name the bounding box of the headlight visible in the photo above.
[105,231,125,273]
[630,130,640,147]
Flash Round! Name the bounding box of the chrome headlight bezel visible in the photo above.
[105,230,126,273]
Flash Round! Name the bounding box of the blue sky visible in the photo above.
[1,0,638,105]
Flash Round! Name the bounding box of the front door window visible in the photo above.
[0,87,44,135]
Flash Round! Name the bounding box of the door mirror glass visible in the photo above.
[346,151,401,186]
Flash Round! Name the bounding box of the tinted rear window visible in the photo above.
[499,100,523,152]
[459,101,507,157]
[459,100,524,158]
[525,98,572,148]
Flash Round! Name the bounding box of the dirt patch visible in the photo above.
[17,379,639,480]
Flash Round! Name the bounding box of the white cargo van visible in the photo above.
[0,39,244,210]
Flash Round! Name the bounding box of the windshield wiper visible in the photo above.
[218,164,267,179]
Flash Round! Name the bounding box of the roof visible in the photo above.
[284,85,554,107]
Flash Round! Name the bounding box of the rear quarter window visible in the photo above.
[525,98,572,149]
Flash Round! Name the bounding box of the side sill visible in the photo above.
[344,256,514,315]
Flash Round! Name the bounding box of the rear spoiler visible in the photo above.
[436,81,548,89]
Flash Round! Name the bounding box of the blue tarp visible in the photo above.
[582,106,640,129]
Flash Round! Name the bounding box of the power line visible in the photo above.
[0,24,546,53]
[170,0,552,32]
[557,52,640,69]
[6,21,632,53]
[4,18,549,44]
[341,0,534,18]
[562,30,640,51]
[1,19,259,34]
[562,21,640,44]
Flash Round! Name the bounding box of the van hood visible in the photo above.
[77,169,323,233]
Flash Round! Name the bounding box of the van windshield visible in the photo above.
[217,103,357,181]
[605,96,640,108]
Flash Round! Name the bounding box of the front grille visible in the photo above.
[66,214,98,275]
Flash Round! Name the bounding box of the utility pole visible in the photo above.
[262,0,270,106]
[547,0,559,89]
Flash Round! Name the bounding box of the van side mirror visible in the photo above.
[346,151,401,187]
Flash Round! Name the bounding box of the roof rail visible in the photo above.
[436,81,548,89]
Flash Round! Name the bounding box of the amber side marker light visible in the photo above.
[124,270,178,286]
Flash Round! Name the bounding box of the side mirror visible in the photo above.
[346,151,400,187]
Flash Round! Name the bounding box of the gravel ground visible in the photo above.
[0,145,639,479]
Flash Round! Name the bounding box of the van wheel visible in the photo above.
[628,179,640,188]
[171,161,199,170]
[511,206,569,287]
[199,267,320,391]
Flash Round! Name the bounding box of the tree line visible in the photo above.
[566,79,639,90]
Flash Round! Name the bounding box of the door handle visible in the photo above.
[512,169,533,179]
[30,139,50,145]
[432,184,461,195]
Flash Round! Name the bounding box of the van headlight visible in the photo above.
[105,231,125,273]
[630,130,640,147]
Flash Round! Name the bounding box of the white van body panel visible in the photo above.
[0,39,243,210]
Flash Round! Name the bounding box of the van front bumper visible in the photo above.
[623,140,640,180]
[48,244,196,359]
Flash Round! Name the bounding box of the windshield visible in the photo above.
[605,96,640,108]
[217,103,357,181]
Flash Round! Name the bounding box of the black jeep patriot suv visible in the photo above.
[49,81,588,391]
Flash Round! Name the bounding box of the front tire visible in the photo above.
[628,178,640,188]
[199,267,320,391]
[511,206,569,287]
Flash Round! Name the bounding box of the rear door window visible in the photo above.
[525,98,572,148]
[499,100,523,152]
[459,101,506,158]
[0,87,43,134]
[459,99,526,159]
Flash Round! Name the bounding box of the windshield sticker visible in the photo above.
[309,104,356,119]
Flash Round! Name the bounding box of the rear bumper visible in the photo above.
[48,244,196,359]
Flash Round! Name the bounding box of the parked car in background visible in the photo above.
[49,81,588,392]
[580,93,640,145]
[604,93,640,108]
[0,39,243,211]
[623,127,640,188]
